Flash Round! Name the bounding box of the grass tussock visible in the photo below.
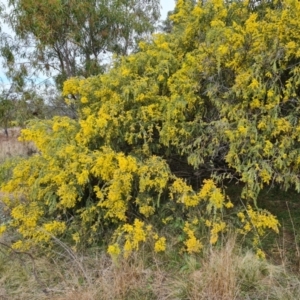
[1,236,300,300]
[187,238,239,300]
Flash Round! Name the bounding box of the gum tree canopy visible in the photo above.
[0,0,160,125]
[3,0,300,256]
[4,0,160,81]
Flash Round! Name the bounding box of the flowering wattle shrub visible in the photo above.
[7,0,300,257]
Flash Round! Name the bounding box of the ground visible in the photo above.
[0,127,36,161]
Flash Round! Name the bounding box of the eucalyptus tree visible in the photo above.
[0,0,160,123]
[2,0,160,88]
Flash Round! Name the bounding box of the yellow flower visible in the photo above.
[108,243,121,257]
[0,224,6,236]
[43,220,66,234]
[184,236,202,253]
[139,205,155,217]
[72,232,80,244]
[256,248,265,259]
[260,169,271,184]
[238,126,247,135]
[263,140,273,156]
[81,96,88,104]
[237,212,245,223]
[205,219,212,227]
[249,78,259,89]
[154,237,166,252]
[183,222,202,253]
[250,98,260,109]
[210,222,226,245]
[225,201,234,208]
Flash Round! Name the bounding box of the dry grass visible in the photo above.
[157,237,300,300]
[188,238,239,300]
[0,247,159,300]
[0,127,36,162]
[53,255,156,300]
[1,236,300,300]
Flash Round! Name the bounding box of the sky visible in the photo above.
[161,1,176,19]
[0,1,176,85]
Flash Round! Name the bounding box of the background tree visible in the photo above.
[2,0,160,87]
[0,0,160,123]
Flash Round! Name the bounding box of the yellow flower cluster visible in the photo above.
[43,220,66,234]
[122,219,147,257]
[170,178,200,206]
[246,205,279,235]
[107,243,121,257]
[199,179,226,211]
[183,222,203,254]
[154,237,166,252]
[139,205,155,218]
[0,224,6,236]
[210,221,226,245]
[259,169,272,184]
[237,204,279,249]
[263,140,274,156]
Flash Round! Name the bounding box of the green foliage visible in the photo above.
[0,98,14,130]
[0,87,49,129]
[6,0,300,257]
[3,0,160,85]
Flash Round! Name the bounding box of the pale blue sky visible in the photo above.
[161,1,176,19]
